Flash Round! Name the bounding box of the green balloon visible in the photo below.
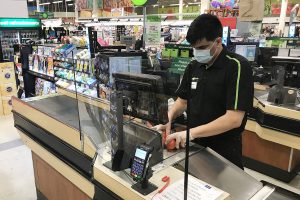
[131,0,147,6]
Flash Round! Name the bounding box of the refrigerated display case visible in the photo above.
[0,18,41,61]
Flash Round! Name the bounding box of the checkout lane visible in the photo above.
[12,93,300,200]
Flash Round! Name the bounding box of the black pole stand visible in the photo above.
[184,65,193,200]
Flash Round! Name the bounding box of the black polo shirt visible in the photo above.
[176,47,254,168]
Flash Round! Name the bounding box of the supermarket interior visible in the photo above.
[1,0,300,200]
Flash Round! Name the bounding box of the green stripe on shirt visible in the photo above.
[226,55,241,110]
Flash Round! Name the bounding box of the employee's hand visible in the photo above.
[166,131,186,149]
[154,122,171,135]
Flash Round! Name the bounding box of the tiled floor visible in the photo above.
[0,115,36,200]
[0,114,299,199]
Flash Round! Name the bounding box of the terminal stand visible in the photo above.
[131,168,158,196]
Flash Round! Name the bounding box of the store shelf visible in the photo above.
[28,70,55,82]
[55,76,97,88]
[53,56,91,63]
[54,66,91,75]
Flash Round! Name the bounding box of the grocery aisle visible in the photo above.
[0,115,36,200]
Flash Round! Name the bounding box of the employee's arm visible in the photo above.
[166,110,245,149]
[168,97,187,122]
[190,110,245,138]
[155,97,187,134]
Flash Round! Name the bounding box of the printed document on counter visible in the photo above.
[153,175,224,200]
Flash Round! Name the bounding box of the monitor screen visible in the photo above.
[109,56,142,84]
[235,45,257,62]
[222,26,230,46]
[289,25,296,37]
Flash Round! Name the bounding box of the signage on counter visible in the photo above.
[0,18,41,28]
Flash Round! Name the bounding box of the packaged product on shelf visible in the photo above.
[47,57,54,75]
[35,78,43,96]
[83,60,89,72]
[43,81,56,95]
[33,55,39,72]
[56,79,70,88]
[35,78,56,96]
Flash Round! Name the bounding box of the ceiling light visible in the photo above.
[67,3,73,6]
[53,1,62,3]
[39,2,51,5]
[65,0,73,2]
[28,0,35,2]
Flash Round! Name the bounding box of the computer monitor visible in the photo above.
[257,47,279,68]
[235,44,257,62]
[147,70,181,97]
[94,51,146,86]
[120,35,136,46]
[113,72,168,124]
[109,56,142,84]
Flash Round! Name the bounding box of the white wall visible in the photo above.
[0,0,28,18]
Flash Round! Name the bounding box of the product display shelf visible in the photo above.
[54,65,91,75]
[28,70,55,83]
[53,57,92,73]
[55,76,97,88]
[53,56,74,64]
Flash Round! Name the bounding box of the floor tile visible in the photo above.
[0,115,20,144]
[0,145,36,200]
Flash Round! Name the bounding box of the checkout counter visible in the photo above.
[12,89,300,200]
[243,55,300,183]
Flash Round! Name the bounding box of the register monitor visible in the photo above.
[113,72,168,124]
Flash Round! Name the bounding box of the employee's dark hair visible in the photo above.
[186,14,223,45]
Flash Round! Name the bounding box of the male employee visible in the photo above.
[157,14,254,169]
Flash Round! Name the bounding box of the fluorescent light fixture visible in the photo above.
[68,3,73,6]
[39,2,51,5]
[53,1,62,3]
[28,0,35,2]
[66,0,73,1]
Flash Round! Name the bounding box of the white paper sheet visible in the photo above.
[153,176,224,200]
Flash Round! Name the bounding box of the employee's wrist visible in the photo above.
[189,131,195,141]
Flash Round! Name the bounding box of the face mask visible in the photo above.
[193,40,216,64]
